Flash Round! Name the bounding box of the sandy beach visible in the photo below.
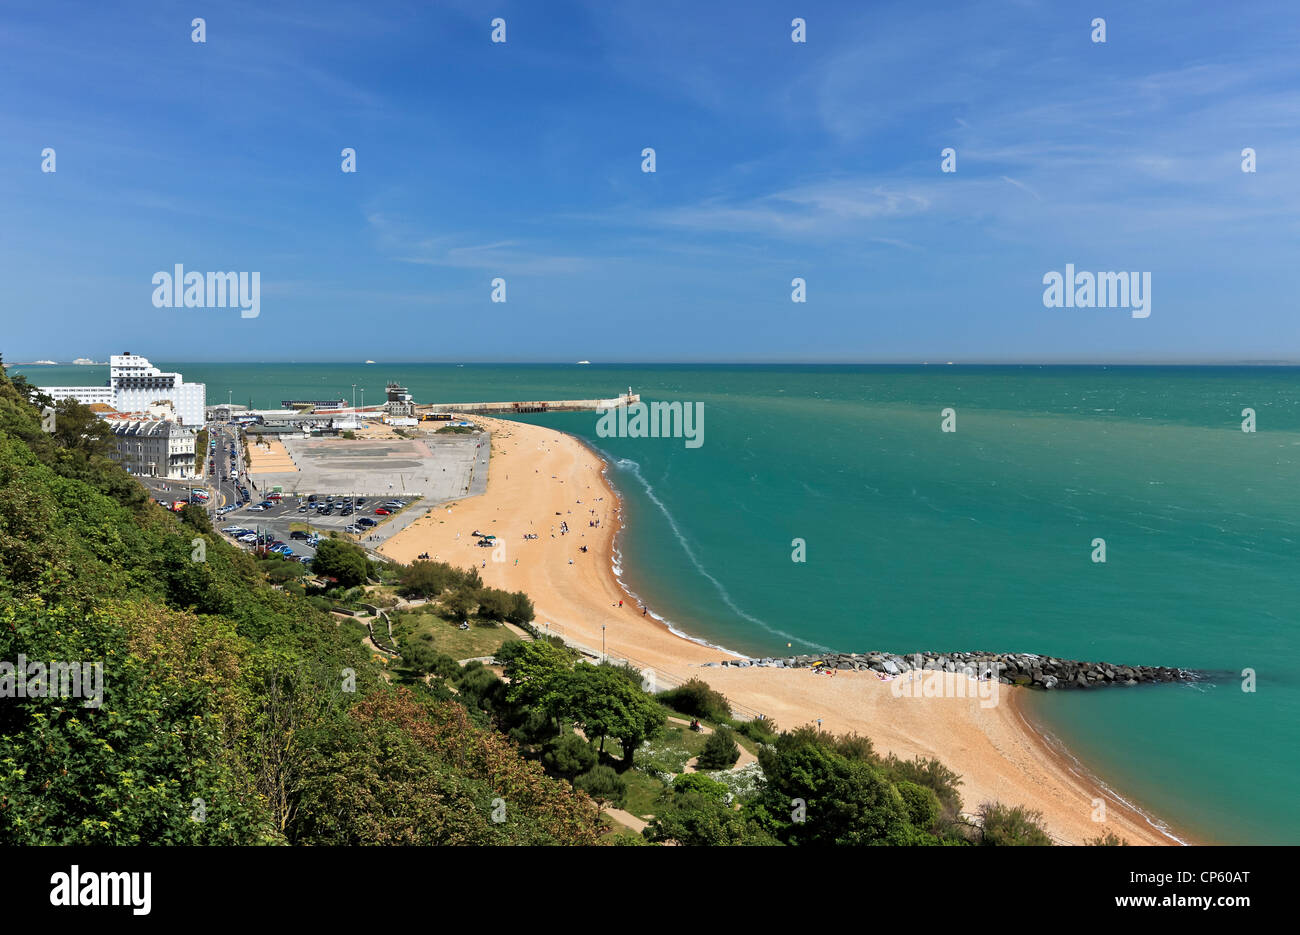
[382,415,1185,846]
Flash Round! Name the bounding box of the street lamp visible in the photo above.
[602,624,606,662]
[351,384,357,411]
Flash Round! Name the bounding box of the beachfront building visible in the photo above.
[38,352,206,426]
[384,382,415,418]
[107,419,196,478]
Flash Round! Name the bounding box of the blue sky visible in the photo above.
[2,0,1298,362]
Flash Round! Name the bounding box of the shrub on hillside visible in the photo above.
[896,781,942,831]
[541,733,598,780]
[311,539,368,588]
[697,726,742,770]
[656,677,731,721]
[978,802,1053,846]
[882,754,963,817]
[1084,831,1129,846]
[573,765,627,808]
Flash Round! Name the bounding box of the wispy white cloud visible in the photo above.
[366,212,592,274]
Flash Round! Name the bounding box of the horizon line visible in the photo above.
[9,358,1300,368]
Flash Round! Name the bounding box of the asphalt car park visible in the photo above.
[222,492,421,555]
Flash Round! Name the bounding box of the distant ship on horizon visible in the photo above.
[72,357,104,365]
[576,360,590,365]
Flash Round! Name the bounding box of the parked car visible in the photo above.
[249,505,266,512]
[238,534,257,543]
[298,505,309,512]
[357,517,377,527]
[290,531,309,540]
[374,508,391,515]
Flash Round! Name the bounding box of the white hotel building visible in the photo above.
[39,353,206,426]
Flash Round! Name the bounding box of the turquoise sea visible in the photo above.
[18,362,1299,844]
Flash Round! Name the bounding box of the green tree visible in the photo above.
[180,502,212,534]
[670,772,730,800]
[656,677,731,721]
[882,753,963,818]
[978,802,1053,846]
[399,559,456,598]
[475,588,514,621]
[441,588,478,622]
[573,764,626,809]
[311,538,368,588]
[566,664,665,768]
[402,641,457,678]
[697,726,742,770]
[498,640,575,710]
[896,780,942,831]
[749,727,915,846]
[505,590,534,625]
[541,732,598,779]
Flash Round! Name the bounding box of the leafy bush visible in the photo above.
[1084,831,1130,846]
[311,539,368,588]
[402,641,458,678]
[656,678,731,721]
[896,781,941,830]
[671,773,730,800]
[573,765,627,808]
[882,754,963,817]
[541,733,598,779]
[733,716,779,745]
[978,802,1053,846]
[697,726,741,770]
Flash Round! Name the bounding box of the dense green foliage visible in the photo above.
[696,726,741,770]
[656,677,732,721]
[977,802,1054,846]
[311,538,369,588]
[398,558,534,625]
[0,362,598,844]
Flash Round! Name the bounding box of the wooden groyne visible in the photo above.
[419,390,639,415]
